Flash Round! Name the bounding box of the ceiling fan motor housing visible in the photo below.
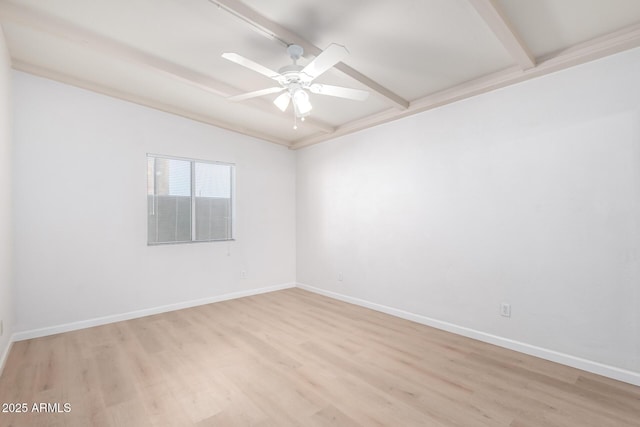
[278,64,307,85]
[280,44,308,85]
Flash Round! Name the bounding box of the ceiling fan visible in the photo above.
[222,43,369,125]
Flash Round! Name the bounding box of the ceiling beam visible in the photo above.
[291,22,640,149]
[0,1,334,135]
[211,0,410,110]
[467,0,535,70]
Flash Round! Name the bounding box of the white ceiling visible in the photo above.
[1,0,640,148]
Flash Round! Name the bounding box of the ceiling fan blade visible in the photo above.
[222,52,284,82]
[273,92,291,112]
[301,43,349,81]
[227,87,284,102]
[309,84,369,101]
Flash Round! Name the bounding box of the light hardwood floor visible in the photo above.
[0,288,639,426]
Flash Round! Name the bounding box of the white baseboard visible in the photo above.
[0,337,14,378]
[8,281,640,387]
[297,283,640,387]
[13,282,296,342]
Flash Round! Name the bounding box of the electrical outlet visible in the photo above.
[337,272,343,282]
[240,271,247,279]
[500,303,511,318]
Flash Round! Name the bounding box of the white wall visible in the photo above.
[0,26,13,368]
[12,71,296,334]
[297,48,640,379]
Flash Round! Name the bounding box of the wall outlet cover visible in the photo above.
[500,303,511,318]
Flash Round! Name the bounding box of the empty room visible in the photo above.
[0,0,639,426]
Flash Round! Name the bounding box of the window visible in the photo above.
[147,154,234,244]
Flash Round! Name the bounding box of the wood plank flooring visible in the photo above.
[0,288,639,426]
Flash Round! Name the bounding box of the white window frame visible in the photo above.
[147,153,236,245]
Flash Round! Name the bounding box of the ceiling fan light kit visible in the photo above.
[222,43,369,128]
[292,89,312,116]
